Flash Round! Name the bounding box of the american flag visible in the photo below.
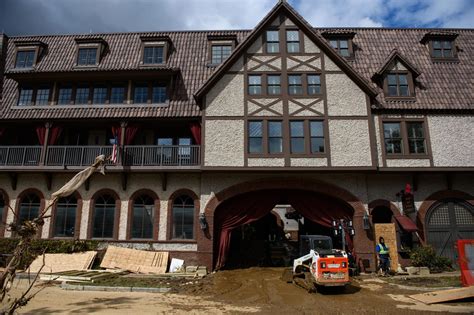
[111,137,118,164]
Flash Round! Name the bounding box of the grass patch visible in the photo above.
[386,276,461,288]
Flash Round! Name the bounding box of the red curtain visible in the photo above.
[111,126,121,144]
[36,126,47,145]
[48,126,63,145]
[125,125,139,145]
[190,123,201,145]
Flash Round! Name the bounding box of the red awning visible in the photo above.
[394,215,418,232]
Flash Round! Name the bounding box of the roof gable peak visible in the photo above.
[372,49,421,81]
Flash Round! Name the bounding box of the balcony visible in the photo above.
[0,145,200,170]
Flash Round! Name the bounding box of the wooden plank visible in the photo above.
[100,246,169,274]
[29,251,97,274]
[409,286,474,304]
[374,223,399,271]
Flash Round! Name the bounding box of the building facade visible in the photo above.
[0,2,473,271]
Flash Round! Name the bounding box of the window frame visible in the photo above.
[51,194,80,239]
[383,71,415,100]
[128,194,157,240]
[169,192,197,241]
[75,45,100,67]
[209,43,233,65]
[286,29,302,53]
[247,75,263,95]
[428,38,458,61]
[289,119,326,157]
[88,191,120,240]
[140,41,168,66]
[328,38,354,58]
[14,48,38,69]
[265,29,280,54]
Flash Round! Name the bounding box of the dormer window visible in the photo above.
[15,50,36,68]
[140,35,171,66]
[207,35,237,66]
[387,73,409,97]
[13,40,47,69]
[143,45,164,64]
[432,40,454,58]
[74,38,107,67]
[329,39,351,57]
[211,45,231,64]
[77,47,98,66]
[420,32,458,61]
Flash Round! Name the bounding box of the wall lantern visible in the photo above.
[199,213,208,230]
[363,212,371,230]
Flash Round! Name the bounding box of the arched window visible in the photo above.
[92,194,116,238]
[53,195,77,237]
[172,195,195,239]
[19,193,40,224]
[131,195,154,239]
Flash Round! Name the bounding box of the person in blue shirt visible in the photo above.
[376,237,390,276]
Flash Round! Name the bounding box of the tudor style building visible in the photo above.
[0,2,473,271]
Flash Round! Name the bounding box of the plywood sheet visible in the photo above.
[28,251,97,274]
[100,246,169,274]
[409,286,474,304]
[374,223,399,271]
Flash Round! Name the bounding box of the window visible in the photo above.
[266,30,279,53]
[15,50,36,68]
[19,194,40,224]
[248,121,263,153]
[286,30,300,53]
[267,75,281,95]
[18,87,33,106]
[36,86,50,105]
[307,75,321,95]
[134,84,148,103]
[131,195,154,239]
[152,84,167,103]
[432,40,453,58]
[288,75,303,95]
[157,138,173,145]
[53,195,77,237]
[383,121,427,155]
[77,47,98,66]
[248,75,262,95]
[268,121,283,154]
[110,86,125,104]
[329,39,351,57]
[92,194,116,238]
[387,73,409,97]
[290,121,305,153]
[75,86,89,104]
[211,45,232,64]
[58,86,72,105]
[310,121,324,153]
[143,46,164,64]
[172,195,195,239]
[93,86,107,104]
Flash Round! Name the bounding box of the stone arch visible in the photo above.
[127,189,160,240]
[88,188,121,239]
[368,199,400,224]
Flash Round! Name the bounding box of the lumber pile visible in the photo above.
[100,246,169,274]
[409,286,474,304]
[40,270,125,283]
[28,251,97,274]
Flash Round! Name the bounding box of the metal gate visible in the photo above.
[426,199,474,263]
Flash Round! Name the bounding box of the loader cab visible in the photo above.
[299,235,333,256]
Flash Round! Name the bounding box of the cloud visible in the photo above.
[0,0,472,36]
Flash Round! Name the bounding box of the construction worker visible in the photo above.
[376,237,390,276]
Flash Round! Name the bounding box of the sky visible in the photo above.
[0,0,473,36]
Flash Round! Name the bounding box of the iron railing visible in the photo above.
[0,146,42,166]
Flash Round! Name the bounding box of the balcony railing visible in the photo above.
[0,145,200,168]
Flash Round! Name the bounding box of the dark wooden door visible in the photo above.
[426,199,474,263]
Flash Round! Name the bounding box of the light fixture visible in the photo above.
[363,212,370,230]
[199,213,208,230]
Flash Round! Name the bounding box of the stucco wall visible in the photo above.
[304,35,320,53]
[329,119,372,166]
[428,115,474,167]
[290,158,328,167]
[205,74,244,116]
[386,159,431,168]
[248,158,285,167]
[373,115,383,167]
[204,120,245,167]
[326,73,367,116]
[247,35,263,54]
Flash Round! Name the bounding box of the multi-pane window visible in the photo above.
[288,75,303,95]
[18,87,33,106]
[383,122,403,154]
[268,121,283,154]
[432,40,453,58]
[248,121,263,154]
[387,73,409,97]
[77,48,98,66]
[110,86,125,104]
[248,75,262,95]
[307,75,321,95]
[134,84,148,103]
[329,39,350,57]
[92,194,116,238]
[152,84,167,103]
[211,45,232,64]
[143,46,164,64]
[267,75,281,95]
[93,86,107,104]
[310,121,325,153]
[36,86,50,105]
[407,122,426,154]
[131,195,154,239]
[286,30,300,53]
[19,194,40,224]
[75,86,89,104]
[266,30,279,53]
[172,195,195,239]
[58,86,72,105]
[290,121,305,153]
[53,195,77,237]
[15,50,36,68]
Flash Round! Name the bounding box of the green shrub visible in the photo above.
[0,238,100,269]
[410,245,453,273]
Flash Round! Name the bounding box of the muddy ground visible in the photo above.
[7,267,474,314]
